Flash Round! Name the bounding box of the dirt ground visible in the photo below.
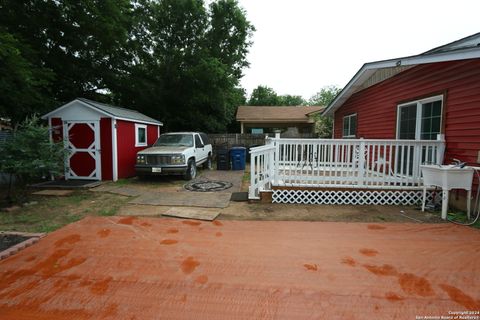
[119,202,444,223]
[0,168,461,234]
[221,202,444,222]
[0,216,478,319]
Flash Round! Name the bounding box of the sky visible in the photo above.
[237,0,480,100]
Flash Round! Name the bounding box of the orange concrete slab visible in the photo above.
[0,217,479,319]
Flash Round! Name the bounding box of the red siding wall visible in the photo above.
[100,118,113,180]
[116,120,160,179]
[334,59,480,166]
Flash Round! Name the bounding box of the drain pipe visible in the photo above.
[448,167,480,226]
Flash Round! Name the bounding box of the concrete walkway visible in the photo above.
[90,169,244,210]
[0,216,478,319]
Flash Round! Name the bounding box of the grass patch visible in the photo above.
[0,190,130,233]
[98,207,118,216]
[446,211,480,228]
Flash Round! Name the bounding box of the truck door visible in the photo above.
[194,134,207,163]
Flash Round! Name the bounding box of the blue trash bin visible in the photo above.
[230,147,246,170]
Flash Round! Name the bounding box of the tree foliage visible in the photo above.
[0,0,254,132]
[247,85,279,106]
[308,85,342,106]
[308,86,342,138]
[247,85,305,106]
[0,115,67,184]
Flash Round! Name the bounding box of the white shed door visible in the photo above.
[63,121,102,180]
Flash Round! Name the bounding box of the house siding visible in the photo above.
[334,59,480,167]
[116,120,159,179]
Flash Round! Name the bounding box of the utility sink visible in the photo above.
[420,165,474,220]
[421,164,474,190]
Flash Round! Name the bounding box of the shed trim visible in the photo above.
[42,99,163,126]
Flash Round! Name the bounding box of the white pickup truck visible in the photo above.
[135,132,212,180]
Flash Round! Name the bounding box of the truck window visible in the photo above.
[195,135,203,148]
[200,133,209,145]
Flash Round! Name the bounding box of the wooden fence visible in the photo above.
[207,133,316,152]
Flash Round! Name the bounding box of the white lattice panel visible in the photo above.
[273,189,439,206]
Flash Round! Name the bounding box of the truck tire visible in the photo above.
[184,159,197,180]
[203,154,212,170]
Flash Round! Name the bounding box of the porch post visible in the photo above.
[436,134,445,165]
[358,138,366,186]
[273,131,280,185]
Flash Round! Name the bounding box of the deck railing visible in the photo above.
[249,144,276,199]
[249,135,445,199]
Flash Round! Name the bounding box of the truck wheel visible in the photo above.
[203,154,212,170]
[184,159,197,180]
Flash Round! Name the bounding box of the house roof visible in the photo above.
[43,98,163,126]
[236,106,324,123]
[324,32,480,116]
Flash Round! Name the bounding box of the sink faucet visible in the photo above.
[451,158,466,168]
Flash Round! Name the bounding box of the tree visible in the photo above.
[0,116,67,200]
[308,85,342,106]
[0,29,54,125]
[277,95,305,106]
[247,85,279,106]
[0,0,254,132]
[112,0,254,132]
[247,86,306,106]
[308,86,342,138]
[0,0,133,124]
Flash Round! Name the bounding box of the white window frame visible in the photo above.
[135,124,147,147]
[342,113,357,138]
[396,95,443,140]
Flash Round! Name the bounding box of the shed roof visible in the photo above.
[236,106,324,122]
[42,98,163,126]
[324,32,480,116]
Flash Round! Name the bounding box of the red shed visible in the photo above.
[323,32,480,207]
[42,98,163,181]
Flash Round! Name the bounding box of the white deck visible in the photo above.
[249,136,445,202]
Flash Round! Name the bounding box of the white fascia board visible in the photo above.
[324,47,480,116]
[41,99,113,119]
[42,99,163,126]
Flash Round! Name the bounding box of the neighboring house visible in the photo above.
[42,98,163,181]
[322,32,480,207]
[236,106,324,135]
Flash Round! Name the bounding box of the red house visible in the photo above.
[42,98,163,181]
[323,32,480,207]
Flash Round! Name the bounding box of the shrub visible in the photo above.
[0,115,67,185]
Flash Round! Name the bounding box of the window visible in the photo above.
[135,124,147,147]
[343,114,357,138]
[154,133,193,147]
[397,95,443,141]
[396,95,443,174]
[200,133,209,145]
[195,135,203,148]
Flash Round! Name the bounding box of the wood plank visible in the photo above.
[162,207,220,221]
